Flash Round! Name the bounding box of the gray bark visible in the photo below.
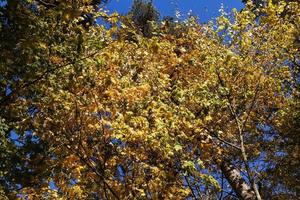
[221,161,256,200]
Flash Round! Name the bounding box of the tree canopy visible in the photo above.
[0,0,299,199]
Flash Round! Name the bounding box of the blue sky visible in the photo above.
[105,0,244,22]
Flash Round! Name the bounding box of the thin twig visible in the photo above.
[184,176,198,200]
[203,127,241,150]
[65,144,120,200]
[219,173,224,200]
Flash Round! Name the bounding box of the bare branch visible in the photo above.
[203,127,241,151]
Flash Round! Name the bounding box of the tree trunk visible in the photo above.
[221,161,256,200]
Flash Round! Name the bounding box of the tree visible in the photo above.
[128,0,159,37]
[0,0,114,197]
[1,0,299,199]
[238,1,300,198]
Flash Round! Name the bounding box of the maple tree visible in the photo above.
[0,0,299,199]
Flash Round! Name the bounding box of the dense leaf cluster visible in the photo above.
[0,0,299,199]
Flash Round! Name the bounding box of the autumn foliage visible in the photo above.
[0,0,299,199]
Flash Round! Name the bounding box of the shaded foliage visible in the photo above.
[128,0,159,37]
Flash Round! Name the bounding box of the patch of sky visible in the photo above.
[25,130,40,143]
[105,0,244,23]
[5,84,12,95]
[0,0,7,7]
[9,130,40,147]
[256,123,279,142]
[9,130,24,147]
[69,178,78,186]
[110,138,124,147]
[28,106,39,118]
[92,110,112,120]
[49,180,58,191]
[117,164,125,182]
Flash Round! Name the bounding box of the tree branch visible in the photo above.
[184,176,198,200]
[216,70,262,200]
[203,127,241,151]
[0,51,99,107]
[65,144,120,200]
[36,0,57,8]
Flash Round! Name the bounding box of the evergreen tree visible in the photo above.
[129,0,159,37]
